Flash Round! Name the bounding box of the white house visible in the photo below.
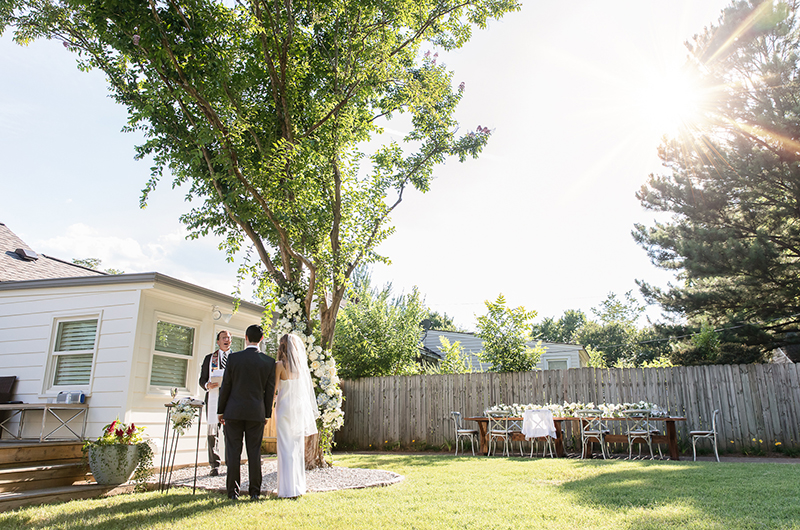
[0,222,267,467]
[420,329,589,371]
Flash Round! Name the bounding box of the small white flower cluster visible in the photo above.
[170,398,197,435]
[274,291,344,433]
[488,401,667,418]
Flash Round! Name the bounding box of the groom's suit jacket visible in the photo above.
[217,346,276,422]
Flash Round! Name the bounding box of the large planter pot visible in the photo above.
[88,444,139,484]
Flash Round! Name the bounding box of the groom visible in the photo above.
[217,324,276,500]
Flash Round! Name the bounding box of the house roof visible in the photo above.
[421,329,588,372]
[0,222,105,282]
[0,222,264,314]
[0,271,265,314]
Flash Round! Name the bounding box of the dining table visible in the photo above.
[464,415,686,460]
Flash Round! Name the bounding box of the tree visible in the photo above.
[475,294,541,372]
[668,319,770,365]
[332,269,427,380]
[633,0,800,347]
[536,292,670,366]
[531,309,587,343]
[73,257,124,275]
[4,0,519,463]
[424,309,463,332]
[434,336,473,374]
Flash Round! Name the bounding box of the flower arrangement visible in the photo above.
[488,401,668,418]
[90,418,145,446]
[83,418,154,490]
[274,289,344,456]
[170,397,199,435]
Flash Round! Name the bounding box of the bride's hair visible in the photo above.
[278,334,304,378]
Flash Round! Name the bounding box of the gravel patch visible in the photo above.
[155,456,403,496]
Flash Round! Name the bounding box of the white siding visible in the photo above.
[0,275,267,468]
[0,285,141,439]
[127,286,265,467]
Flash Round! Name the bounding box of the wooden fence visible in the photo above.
[336,364,800,453]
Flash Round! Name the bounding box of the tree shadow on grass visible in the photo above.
[0,490,229,530]
[557,461,800,528]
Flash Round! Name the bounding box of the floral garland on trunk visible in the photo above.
[275,290,344,458]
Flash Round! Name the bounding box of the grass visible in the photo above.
[2,454,799,529]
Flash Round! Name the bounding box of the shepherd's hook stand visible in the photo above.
[159,400,203,493]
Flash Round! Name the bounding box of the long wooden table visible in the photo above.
[464,416,686,460]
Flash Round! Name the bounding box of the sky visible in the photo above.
[1,1,733,331]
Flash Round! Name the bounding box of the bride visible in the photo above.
[275,333,320,498]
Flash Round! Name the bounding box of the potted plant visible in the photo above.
[84,419,154,490]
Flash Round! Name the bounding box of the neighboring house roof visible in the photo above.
[421,329,588,371]
[0,222,105,282]
[773,344,799,364]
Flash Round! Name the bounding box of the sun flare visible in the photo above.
[633,66,709,139]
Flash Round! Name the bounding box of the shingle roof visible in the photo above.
[0,222,105,282]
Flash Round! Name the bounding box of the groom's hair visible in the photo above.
[245,324,264,344]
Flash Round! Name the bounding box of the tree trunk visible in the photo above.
[304,432,326,469]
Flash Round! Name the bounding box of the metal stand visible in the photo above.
[158,400,203,494]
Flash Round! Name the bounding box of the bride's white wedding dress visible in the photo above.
[276,378,309,497]
[275,334,320,498]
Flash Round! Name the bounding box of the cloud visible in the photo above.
[32,223,261,303]
[35,223,188,274]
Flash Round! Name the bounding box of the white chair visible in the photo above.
[690,409,720,462]
[450,411,479,456]
[522,409,556,458]
[487,410,521,457]
[622,409,659,460]
[575,409,609,459]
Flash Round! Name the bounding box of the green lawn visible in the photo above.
[2,454,799,529]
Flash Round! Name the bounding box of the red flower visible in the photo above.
[115,428,124,438]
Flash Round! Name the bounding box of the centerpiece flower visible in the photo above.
[83,418,154,490]
[170,397,200,435]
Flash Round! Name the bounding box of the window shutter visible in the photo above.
[150,355,189,387]
[54,354,94,385]
[150,320,195,387]
[55,320,97,352]
[155,321,194,356]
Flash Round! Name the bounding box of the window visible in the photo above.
[231,336,245,352]
[150,320,195,388]
[51,319,98,386]
[546,359,569,371]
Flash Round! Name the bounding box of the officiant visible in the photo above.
[199,330,232,477]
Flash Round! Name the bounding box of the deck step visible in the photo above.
[0,441,84,465]
[0,483,134,512]
[0,462,91,492]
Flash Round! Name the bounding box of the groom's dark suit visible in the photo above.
[217,345,276,499]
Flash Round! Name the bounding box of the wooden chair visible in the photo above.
[690,409,720,462]
[450,411,479,456]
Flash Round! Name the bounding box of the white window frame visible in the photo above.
[43,312,102,395]
[546,358,570,371]
[148,312,201,393]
